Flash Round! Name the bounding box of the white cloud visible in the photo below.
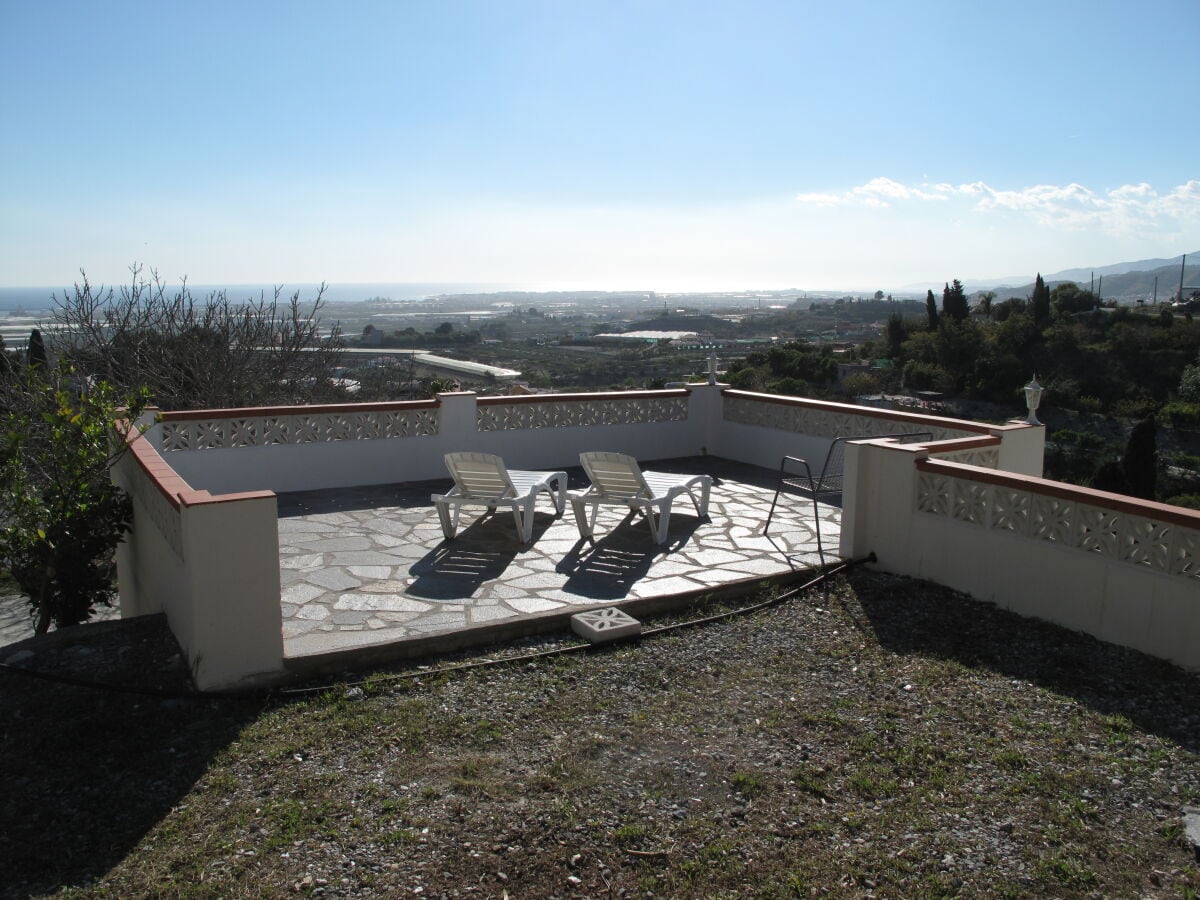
[796,177,1200,235]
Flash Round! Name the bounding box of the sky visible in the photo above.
[1,0,1198,293]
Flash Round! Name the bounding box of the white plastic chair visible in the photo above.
[432,452,567,545]
[569,451,712,545]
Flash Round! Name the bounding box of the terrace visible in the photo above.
[273,457,831,676]
[113,384,1200,690]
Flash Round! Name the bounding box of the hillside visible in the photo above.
[986,259,1200,303]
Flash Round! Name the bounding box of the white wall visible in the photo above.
[179,494,283,690]
[115,429,284,690]
[841,440,1200,671]
[152,389,715,495]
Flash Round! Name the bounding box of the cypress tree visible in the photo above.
[1121,416,1157,501]
[925,290,939,330]
[27,328,47,369]
[885,311,907,355]
[1031,274,1051,324]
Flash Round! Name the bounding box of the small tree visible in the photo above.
[0,364,149,632]
[26,328,48,369]
[885,311,907,356]
[1179,353,1200,402]
[925,290,939,330]
[1121,415,1157,501]
[1030,273,1051,324]
[52,264,344,410]
[977,291,996,318]
[942,279,969,322]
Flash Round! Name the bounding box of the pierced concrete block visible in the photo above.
[571,607,642,643]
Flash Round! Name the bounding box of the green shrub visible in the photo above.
[1159,401,1200,429]
[0,365,149,632]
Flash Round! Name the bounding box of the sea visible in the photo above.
[0,282,524,313]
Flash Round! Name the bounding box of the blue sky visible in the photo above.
[2,0,1197,292]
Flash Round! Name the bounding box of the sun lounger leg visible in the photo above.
[435,500,456,540]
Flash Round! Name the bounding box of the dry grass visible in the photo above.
[2,570,1198,898]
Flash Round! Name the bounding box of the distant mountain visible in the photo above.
[984,258,1200,303]
[1043,253,1195,284]
[901,251,1200,301]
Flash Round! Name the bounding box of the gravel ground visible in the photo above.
[2,568,1198,898]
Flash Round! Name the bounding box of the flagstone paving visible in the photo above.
[276,458,841,661]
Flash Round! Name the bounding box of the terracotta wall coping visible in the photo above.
[721,389,999,435]
[159,399,440,421]
[121,422,276,510]
[122,425,188,510]
[923,435,1002,454]
[917,458,1200,530]
[179,488,277,507]
[476,389,691,406]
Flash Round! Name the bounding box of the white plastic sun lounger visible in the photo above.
[432,452,567,545]
[569,451,712,545]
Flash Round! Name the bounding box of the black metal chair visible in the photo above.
[764,432,933,560]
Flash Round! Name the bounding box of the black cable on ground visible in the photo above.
[0,553,876,701]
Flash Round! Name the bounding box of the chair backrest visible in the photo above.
[580,451,651,499]
[444,452,515,499]
[815,432,933,493]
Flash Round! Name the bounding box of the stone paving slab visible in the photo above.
[277,457,840,666]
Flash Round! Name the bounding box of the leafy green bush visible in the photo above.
[1159,401,1200,429]
[0,365,149,632]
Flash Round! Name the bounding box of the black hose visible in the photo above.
[0,553,877,701]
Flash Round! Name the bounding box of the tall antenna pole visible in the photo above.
[1090,271,1094,294]
[1180,254,1187,302]
[1153,276,1158,305]
[1097,276,1102,303]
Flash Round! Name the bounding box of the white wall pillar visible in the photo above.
[686,382,726,457]
[839,440,924,566]
[435,391,479,455]
[179,494,283,690]
[992,422,1045,477]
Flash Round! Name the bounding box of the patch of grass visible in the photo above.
[994,747,1029,770]
[379,828,419,847]
[848,768,898,800]
[6,571,1200,899]
[259,797,346,852]
[798,709,844,728]
[730,771,769,798]
[1102,712,1135,736]
[789,765,830,798]
[1035,852,1099,890]
[613,822,653,847]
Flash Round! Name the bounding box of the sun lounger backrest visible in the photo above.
[444,452,515,499]
[580,452,651,499]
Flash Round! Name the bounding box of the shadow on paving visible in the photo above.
[557,524,675,599]
[0,616,262,899]
[845,569,1200,753]
[276,479,441,517]
[406,514,532,599]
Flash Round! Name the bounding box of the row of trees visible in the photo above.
[879,278,1198,417]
